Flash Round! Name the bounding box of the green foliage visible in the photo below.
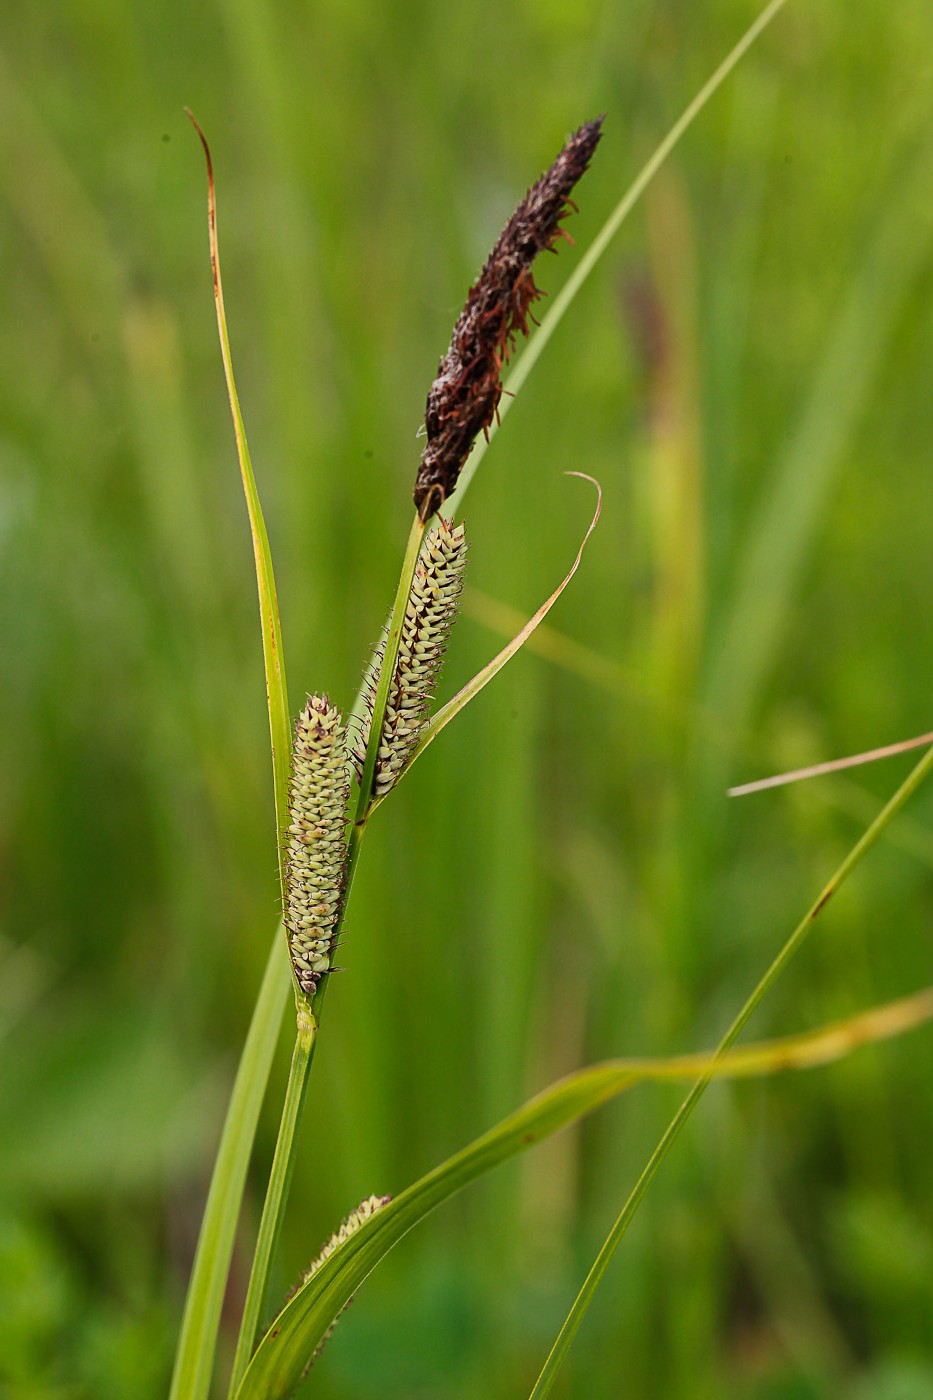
[234,991,933,1398]
[1,0,933,1395]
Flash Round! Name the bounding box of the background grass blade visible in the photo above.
[704,138,933,745]
[236,986,933,1399]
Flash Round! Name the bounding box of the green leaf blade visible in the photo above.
[186,110,292,901]
[235,982,933,1398]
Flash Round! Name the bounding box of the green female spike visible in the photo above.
[284,695,352,998]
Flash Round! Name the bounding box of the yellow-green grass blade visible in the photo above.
[187,111,291,901]
[235,985,933,1399]
[442,0,790,521]
[168,933,291,1400]
[528,741,933,1398]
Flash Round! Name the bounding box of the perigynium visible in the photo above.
[353,516,468,798]
[283,695,351,999]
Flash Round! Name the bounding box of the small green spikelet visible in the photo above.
[354,516,467,795]
[303,1193,392,1283]
[284,695,351,998]
[289,1194,392,1373]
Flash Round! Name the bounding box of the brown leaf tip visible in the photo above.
[413,117,604,520]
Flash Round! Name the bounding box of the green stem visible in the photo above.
[224,512,421,1390]
[228,638,385,1387]
[226,828,368,1392]
[169,932,291,1400]
[529,740,933,1398]
[228,1011,317,1394]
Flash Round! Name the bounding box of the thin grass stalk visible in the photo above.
[228,1013,316,1395]
[728,730,933,796]
[168,933,291,1400]
[529,739,933,1398]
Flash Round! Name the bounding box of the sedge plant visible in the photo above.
[169,4,933,1396]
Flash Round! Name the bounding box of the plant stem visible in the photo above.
[228,1010,317,1395]
[226,515,422,1389]
[226,824,370,1393]
[169,932,291,1400]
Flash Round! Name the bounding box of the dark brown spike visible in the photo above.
[413,118,604,519]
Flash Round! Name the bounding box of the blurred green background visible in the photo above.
[2,0,933,1396]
